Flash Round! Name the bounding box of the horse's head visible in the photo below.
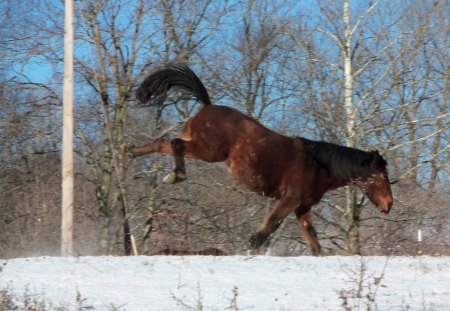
[354,151,393,213]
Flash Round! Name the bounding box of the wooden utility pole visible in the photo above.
[62,0,74,256]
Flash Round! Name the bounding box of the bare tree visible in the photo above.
[210,0,296,120]
[290,0,449,254]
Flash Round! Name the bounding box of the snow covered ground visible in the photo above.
[1,256,449,310]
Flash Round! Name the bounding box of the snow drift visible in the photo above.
[1,256,449,310]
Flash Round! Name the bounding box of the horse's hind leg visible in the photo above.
[295,208,321,256]
[126,138,187,183]
[162,138,187,183]
[126,138,172,157]
[249,197,299,253]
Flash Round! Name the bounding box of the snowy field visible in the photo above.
[1,256,449,310]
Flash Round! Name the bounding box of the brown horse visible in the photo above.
[128,63,393,256]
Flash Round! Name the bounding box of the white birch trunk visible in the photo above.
[343,0,355,148]
[343,0,360,254]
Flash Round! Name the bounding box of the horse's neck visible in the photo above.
[325,177,351,192]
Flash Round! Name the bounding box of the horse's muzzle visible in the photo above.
[378,200,393,214]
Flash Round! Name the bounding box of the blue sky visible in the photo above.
[12,0,379,84]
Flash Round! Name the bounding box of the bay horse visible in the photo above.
[128,63,393,256]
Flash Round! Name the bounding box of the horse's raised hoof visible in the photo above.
[123,143,137,158]
[162,172,187,184]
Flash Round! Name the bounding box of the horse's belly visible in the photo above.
[227,160,277,196]
[226,133,289,197]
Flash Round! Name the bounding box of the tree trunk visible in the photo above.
[343,0,360,255]
[345,188,361,255]
[120,192,132,256]
[100,216,112,254]
[343,0,355,149]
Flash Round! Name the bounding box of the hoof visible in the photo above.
[249,233,267,249]
[311,248,322,257]
[162,172,177,183]
[162,172,187,184]
[246,248,260,256]
[123,143,137,158]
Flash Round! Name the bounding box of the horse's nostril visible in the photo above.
[383,201,393,214]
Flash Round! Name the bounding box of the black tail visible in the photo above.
[136,63,212,106]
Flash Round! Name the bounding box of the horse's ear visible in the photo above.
[370,150,387,170]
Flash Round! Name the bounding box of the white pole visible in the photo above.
[417,229,423,255]
[62,0,74,256]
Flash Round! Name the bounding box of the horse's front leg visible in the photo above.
[249,197,299,253]
[295,208,321,256]
[126,138,187,183]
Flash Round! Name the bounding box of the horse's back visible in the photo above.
[193,106,294,195]
[191,105,283,141]
[184,105,278,156]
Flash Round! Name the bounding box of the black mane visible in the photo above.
[301,138,386,181]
